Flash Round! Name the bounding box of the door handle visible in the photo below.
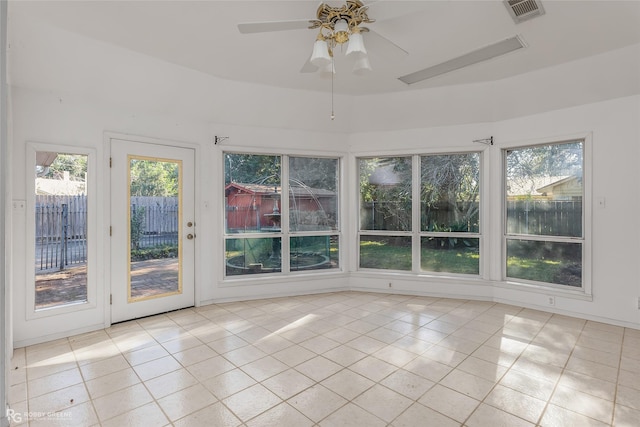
[187,233,195,240]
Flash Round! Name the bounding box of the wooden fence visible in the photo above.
[36,195,87,272]
[130,196,179,248]
[35,195,179,272]
[506,200,582,237]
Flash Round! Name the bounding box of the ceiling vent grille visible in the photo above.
[504,0,545,23]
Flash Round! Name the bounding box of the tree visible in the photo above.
[39,154,87,180]
[225,154,281,185]
[421,153,480,232]
[129,159,179,197]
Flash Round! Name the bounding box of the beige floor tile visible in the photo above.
[271,344,316,367]
[241,355,289,382]
[353,384,412,423]
[173,401,241,427]
[485,384,546,423]
[372,344,417,367]
[28,383,90,414]
[322,344,367,367]
[540,404,610,427]
[101,402,169,427]
[202,368,256,399]
[289,384,347,422]
[613,404,640,427]
[346,335,387,354]
[144,368,199,399]
[551,385,614,424]
[390,402,459,427]
[295,355,343,382]
[471,344,518,367]
[391,335,432,354]
[17,293,640,427]
[380,369,435,400]
[499,369,556,401]
[79,354,130,381]
[321,368,374,400]
[173,344,218,367]
[262,368,315,400]
[84,367,140,399]
[299,334,341,354]
[122,343,170,366]
[440,369,495,400]
[457,356,508,382]
[349,355,397,382]
[223,383,282,422]
[246,402,314,427]
[185,354,235,380]
[618,369,640,391]
[466,403,534,427]
[322,326,362,344]
[92,383,153,421]
[157,383,218,421]
[8,381,27,405]
[320,402,386,427]
[403,355,453,382]
[557,370,616,401]
[28,401,98,427]
[223,344,268,366]
[566,356,619,383]
[616,384,640,411]
[27,367,83,398]
[418,384,480,423]
[207,335,249,354]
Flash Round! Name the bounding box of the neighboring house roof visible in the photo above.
[536,175,582,196]
[35,177,86,195]
[225,182,335,197]
[506,176,568,197]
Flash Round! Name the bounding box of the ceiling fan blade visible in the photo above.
[366,29,409,58]
[364,0,431,23]
[238,20,312,34]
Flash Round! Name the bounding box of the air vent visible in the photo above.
[398,35,526,85]
[504,0,545,23]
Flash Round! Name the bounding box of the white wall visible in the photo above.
[349,95,640,328]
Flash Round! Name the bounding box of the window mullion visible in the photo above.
[412,154,421,273]
[281,155,290,274]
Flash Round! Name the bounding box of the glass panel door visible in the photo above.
[110,139,195,323]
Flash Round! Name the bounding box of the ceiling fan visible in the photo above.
[237,0,411,76]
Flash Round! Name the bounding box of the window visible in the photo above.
[505,140,584,288]
[358,157,412,271]
[34,152,89,309]
[420,153,480,275]
[224,153,339,277]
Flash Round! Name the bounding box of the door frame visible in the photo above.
[104,132,200,325]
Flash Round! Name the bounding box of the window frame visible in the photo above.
[223,151,342,280]
[25,142,98,319]
[501,135,592,296]
[356,150,484,277]
[419,151,482,277]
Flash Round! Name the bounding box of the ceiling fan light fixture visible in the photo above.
[310,38,332,67]
[319,61,336,79]
[346,30,367,57]
[353,55,372,75]
[333,19,350,44]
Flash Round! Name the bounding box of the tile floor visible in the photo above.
[7,291,640,426]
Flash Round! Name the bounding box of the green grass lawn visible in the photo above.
[359,240,479,274]
[506,256,561,284]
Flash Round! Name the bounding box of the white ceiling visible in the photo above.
[9,0,640,96]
